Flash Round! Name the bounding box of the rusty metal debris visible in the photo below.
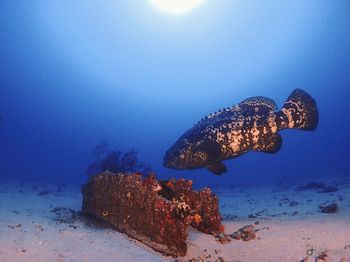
[81,172,223,257]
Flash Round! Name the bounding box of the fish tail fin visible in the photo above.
[279,89,318,130]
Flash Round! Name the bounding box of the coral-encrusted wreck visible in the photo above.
[81,172,223,257]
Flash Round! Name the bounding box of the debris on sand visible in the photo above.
[51,207,79,224]
[319,203,339,213]
[215,233,232,244]
[215,224,258,243]
[38,190,50,196]
[35,224,45,232]
[229,224,257,241]
[317,185,338,193]
[7,224,22,229]
[173,254,226,262]
[315,250,329,261]
[295,182,325,191]
[81,172,223,257]
[56,183,68,193]
[295,182,338,193]
[289,200,299,207]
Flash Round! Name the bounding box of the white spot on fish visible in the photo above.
[282,108,295,128]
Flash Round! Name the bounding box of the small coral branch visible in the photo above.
[86,140,151,176]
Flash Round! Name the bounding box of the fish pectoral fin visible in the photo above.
[254,133,282,154]
[207,162,227,176]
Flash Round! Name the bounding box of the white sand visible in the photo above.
[1,175,350,262]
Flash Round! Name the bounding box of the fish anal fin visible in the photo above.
[207,162,227,176]
[254,133,282,154]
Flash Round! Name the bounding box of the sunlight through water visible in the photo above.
[150,0,207,15]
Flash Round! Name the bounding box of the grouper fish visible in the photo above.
[163,89,318,175]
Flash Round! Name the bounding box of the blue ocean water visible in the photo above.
[0,1,349,188]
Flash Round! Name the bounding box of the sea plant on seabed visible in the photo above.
[86,139,151,177]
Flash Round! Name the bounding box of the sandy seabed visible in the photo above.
[1,175,350,262]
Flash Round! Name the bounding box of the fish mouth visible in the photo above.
[163,150,175,168]
[163,158,172,168]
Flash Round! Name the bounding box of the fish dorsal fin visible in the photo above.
[207,162,227,176]
[239,96,277,112]
[196,107,233,125]
[253,133,282,154]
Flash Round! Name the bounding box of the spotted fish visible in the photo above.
[163,89,318,175]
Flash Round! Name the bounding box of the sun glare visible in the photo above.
[150,0,207,15]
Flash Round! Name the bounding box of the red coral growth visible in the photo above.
[159,179,222,234]
[81,172,223,257]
